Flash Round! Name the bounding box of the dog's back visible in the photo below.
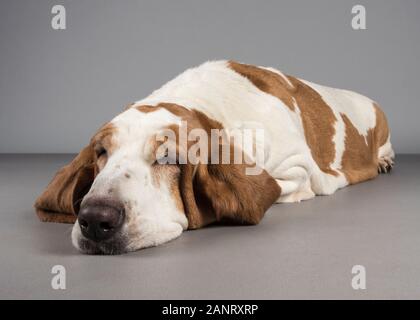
[137,60,394,202]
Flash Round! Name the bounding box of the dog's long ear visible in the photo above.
[34,145,96,223]
[178,105,282,230]
[180,161,281,229]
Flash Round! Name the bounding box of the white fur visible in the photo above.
[378,135,395,159]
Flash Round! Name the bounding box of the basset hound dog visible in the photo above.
[35,60,394,254]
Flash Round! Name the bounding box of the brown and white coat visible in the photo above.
[35,60,394,254]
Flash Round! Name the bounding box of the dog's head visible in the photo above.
[35,103,280,254]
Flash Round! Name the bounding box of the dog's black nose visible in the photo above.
[78,201,125,242]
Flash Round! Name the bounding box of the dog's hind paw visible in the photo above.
[378,156,394,174]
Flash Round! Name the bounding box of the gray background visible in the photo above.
[0,0,419,153]
[0,1,420,300]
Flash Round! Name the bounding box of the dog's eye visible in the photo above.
[96,147,107,158]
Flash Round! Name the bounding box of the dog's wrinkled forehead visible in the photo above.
[110,107,182,149]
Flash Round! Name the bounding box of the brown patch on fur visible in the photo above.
[34,145,96,224]
[90,123,117,172]
[228,61,296,111]
[135,103,193,119]
[228,61,338,176]
[135,105,160,113]
[91,123,117,154]
[35,123,117,223]
[138,103,194,120]
[186,156,281,229]
[340,103,392,182]
[340,114,378,184]
[287,77,338,176]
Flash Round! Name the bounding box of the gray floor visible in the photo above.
[0,154,419,299]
